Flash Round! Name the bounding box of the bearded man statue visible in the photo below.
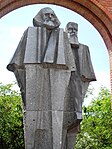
[7,8,96,149]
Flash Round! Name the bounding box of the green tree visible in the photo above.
[75,87,112,149]
[0,83,24,149]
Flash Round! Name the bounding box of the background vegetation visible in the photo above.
[0,83,24,149]
[75,87,112,149]
[0,83,112,148]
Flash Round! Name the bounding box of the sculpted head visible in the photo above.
[66,22,78,36]
[66,22,79,48]
[33,7,61,30]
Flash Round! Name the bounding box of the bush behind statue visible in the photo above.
[0,83,24,149]
[75,87,112,149]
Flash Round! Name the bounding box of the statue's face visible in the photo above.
[33,7,60,29]
[42,8,58,29]
[66,22,79,47]
[67,24,78,37]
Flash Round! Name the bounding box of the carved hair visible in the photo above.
[65,22,78,32]
[33,7,61,29]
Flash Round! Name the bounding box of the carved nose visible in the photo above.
[72,29,75,32]
[49,14,52,18]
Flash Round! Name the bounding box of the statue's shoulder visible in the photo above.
[79,43,89,52]
[27,26,37,29]
[20,27,36,39]
[26,26,37,33]
[79,43,88,48]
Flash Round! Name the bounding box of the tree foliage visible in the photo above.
[0,83,112,149]
[75,87,112,149]
[0,83,24,149]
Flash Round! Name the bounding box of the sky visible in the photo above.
[0,4,110,104]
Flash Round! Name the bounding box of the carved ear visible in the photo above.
[33,18,41,27]
[54,17,61,28]
[33,12,43,27]
[33,18,37,27]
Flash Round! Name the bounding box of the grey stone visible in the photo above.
[65,22,79,48]
[7,7,96,149]
[65,22,96,147]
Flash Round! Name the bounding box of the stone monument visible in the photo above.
[65,22,97,146]
[7,7,96,149]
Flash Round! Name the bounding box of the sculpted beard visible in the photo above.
[43,18,57,29]
[69,33,77,41]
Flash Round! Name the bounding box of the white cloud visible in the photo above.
[0,26,26,65]
[84,71,110,106]
[0,68,15,84]
[9,26,25,39]
[92,71,110,90]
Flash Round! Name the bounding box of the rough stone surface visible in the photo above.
[7,7,96,149]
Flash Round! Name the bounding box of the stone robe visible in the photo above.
[64,44,96,132]
[7,26,96,149]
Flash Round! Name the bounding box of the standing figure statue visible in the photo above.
[65,22,96,148]
[7,8,96,149]
[66,22,96,102]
